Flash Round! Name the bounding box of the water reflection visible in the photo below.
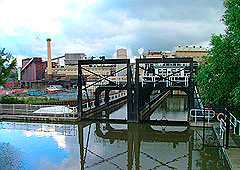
[151,96,188,121]
[0,95,228,170]
[84,122,229,170]
[93,123,192,170]
[0,121,229,170]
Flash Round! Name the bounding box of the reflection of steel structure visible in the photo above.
[78,123,194,170]
[79,122,229,169]
[77,59,134,121]
[95,123,193,142]
[134,58,194,121]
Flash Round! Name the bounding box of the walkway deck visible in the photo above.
[225,134,240,170]
[213,122,240,169]
[226,148,240,170]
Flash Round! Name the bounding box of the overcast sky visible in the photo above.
[0,0,225,64]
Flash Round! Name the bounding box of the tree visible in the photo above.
[0,48,16,85]
[196,0,240,107]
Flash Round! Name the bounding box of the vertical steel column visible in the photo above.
[134,59,140,122]
[77,60,83,119]
[203,107,206,147]
[188,59,194,120]
[225,108,230,148]
[127,61,134,121]
[104,90,110,104]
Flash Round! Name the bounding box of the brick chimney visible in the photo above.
[47,38,53,79]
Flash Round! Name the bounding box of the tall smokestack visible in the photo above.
[47,38,52,78]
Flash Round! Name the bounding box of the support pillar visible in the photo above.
[134,60,140,122]
[94,89,101,107]
[78,61,83,119]
[127,61,135,122]
[188,59,194,121]
[104,90,110,103]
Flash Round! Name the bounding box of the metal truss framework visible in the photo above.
[77,59,134,121]
[77,57,196,122]
[134,57,194,121]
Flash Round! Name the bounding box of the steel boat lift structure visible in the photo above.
[75,57,194,124]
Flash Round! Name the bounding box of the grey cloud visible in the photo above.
[3,0,225,58]
[97,0,224,21]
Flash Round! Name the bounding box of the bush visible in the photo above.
[0,96,59,105]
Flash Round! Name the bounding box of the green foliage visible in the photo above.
[0,96,21,104]
[196,0,240,107]
[0,48,16,85]
[0,96,59,105]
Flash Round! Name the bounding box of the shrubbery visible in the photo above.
[196,0,240,109]
[0,96,59,105]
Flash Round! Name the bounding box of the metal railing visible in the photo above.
[0,92,127,117]
[219,118,226,139]
[0,104,53,114]
[82,92,127,111]
[190,108,215,124]
[0,104,77,118]
[229,112,240,136]
[141,74,189,87]
[217,109,240,147]
[194,86,203,109]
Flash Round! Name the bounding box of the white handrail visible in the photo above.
[190,108,215,124]
[217,110,240,139]
[82,92,127,111]
[142,74,189,87]
[229,112,240,136]
[219,118,226,139]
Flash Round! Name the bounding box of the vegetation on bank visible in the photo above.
[196,0,240,108]
[0,96,60,105]
[0,48,16,85]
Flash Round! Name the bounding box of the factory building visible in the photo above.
[175,46,208,62]
[21,58,47,83]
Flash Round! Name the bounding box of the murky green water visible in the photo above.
[0,96,229,170]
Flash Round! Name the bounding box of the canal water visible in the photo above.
[0,96,229,170]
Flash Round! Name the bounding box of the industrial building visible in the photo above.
[143,51,174,58]
[19,38,206,89]
[175,45,208,62]
[20,39,120,88]
[143,46,208,62]
[21,58,47,83]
